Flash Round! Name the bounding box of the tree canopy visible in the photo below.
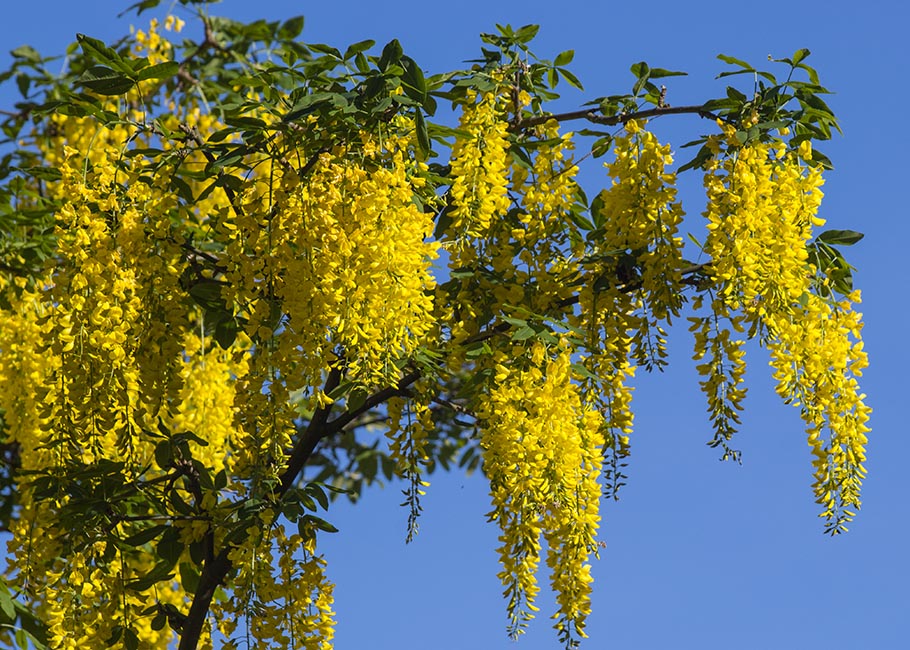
[0,2,869,649]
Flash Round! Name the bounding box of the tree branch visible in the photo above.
[177,365,420,650]
[511,103,723,132]
[278,366,343,494]
[323,370,421,436]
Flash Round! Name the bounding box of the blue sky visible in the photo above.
[1,1,907,648]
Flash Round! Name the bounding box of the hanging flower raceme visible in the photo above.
[447,89,512,243]
[702,128,870,531]
[767,291,870,533]
[219,521,335,650]
[509,119,584,314]
[594,119,686,371]
[0,148,199,650]
[385,378,436,542]
[597,120,686,320]
[220,137,438,396]
[689,299,748,461]
[703,127,823,321]
[478,343,604,645]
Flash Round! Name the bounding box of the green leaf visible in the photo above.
[717,53,754,70]
[308,43,342,58]
[136,61,179,82]
[400,56,427,104]
[151,612,167,631]
[307,483,330,510]
[278,16,305,40]
[213,318,238,349]
[630,62,650,96]
[554,50,574,66]
[301,514,338,535]
[76,33,133,75]
[433,201,453,240]
[16,74,30,98]
[558,67,583,90]
[816,229,864,246]
[514,24,540,43]
[154,439,172,470]
[716,69,755,79]
[344,39,375,60]
[414,110,430,159]
[123,628,140,650]
[501,315,527,327]
[179,561,200,595]
[590,192,606,229]
[17,166,62,182]
[188,280,224,307]
[156,527,184,564]
[122,524,168,547]
[791,48,811,66]
[677,143,714,173]
[649,67,687,78]
[10,45,41,62]
[354,51,370,74]
[378,39,403,71]
[127,559,175,592]
[79,66,135,96]
[571,362,598,381]
[120,0,162,16]
[16,606,47,649]
[809,147,833,169]
[511,326,536,341]
[0,583,15,622]
[567,209,594,231]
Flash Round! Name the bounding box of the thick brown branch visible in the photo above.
[177,365,420,650]
[325,370,421,435]
[278,366,343,494]
[176,549,230,650]
[511,103,722,132]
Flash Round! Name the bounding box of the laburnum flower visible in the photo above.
[447,89,512,242]
[478,343,604,644]
[702,129,869,531]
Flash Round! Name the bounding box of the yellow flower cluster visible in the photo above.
[689,304,748,460]
[448,90,512,241]
[703,130,823,320]
[597,120,686,321]
[38,544,186,650]
[133,16,176,65]
[221,522,335,650]
[441,117,581,357]
[573,287,636,497]
[701,129,870,530]
[508,119,582,313]
[478,343,603,644]
[0,135,205,647]
[221,139,438,392]
[767,292,870,532]
[571,120,685,490]
[48,146,145,461]
[0,281,51,472]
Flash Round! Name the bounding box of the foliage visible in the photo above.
[0,4,868,649]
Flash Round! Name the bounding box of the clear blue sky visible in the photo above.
[1,1,907,648]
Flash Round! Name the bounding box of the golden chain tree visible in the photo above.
[0,4,868,649]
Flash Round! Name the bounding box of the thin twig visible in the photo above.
[510,103,723,132]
